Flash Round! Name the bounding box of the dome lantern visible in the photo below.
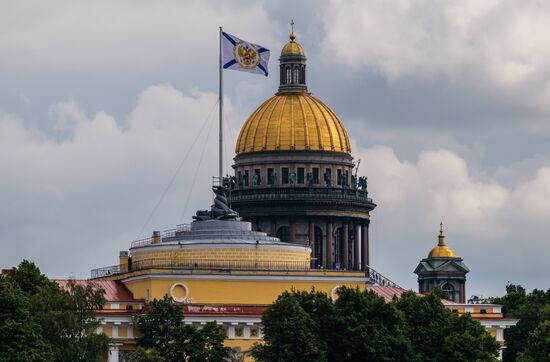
[279,20,307,93]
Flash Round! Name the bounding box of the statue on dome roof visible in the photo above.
[193,185,240,221]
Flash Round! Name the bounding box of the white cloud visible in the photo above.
[0,1,279,72]
[321,0,550,109]
[0,84,241,278]
[350,140,550,294]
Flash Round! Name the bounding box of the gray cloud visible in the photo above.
[1,0,549,297]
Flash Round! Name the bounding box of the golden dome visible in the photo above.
[281,40,305,56]
[428,224,457,258]
[235,93,351,154]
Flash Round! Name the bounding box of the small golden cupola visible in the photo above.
[428,223,457,258]
[281,20,305,57]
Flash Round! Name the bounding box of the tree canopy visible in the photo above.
[253,287,499,362]
[0,260,109,362]
[134,295,229,362]
[491,284,550,362]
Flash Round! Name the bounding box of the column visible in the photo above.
[309,220,315,268]
[342,221,349,270]
[289,218,296,243]
[108,344,121,362]
[270,218,277,237]
[361,220,369,270]
[326,220,333,269]
[354,221,360,270]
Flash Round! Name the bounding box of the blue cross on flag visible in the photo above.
[222,32,270,77]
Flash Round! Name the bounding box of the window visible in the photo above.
[297,167,305,184]
[441,283,456,301]
[344,170,349,187]
[267,168,275,185]
[314,226,323,268]
[337,169,342,185]
[244,170,249,187]
[480,309,487,314]
[324,168,332,186]
[282,167,289,184]
[235,327,244,338]
[250,327,259,338]
[253,169,261,186]
[312,168,319,184]
[286,67,291,84]
[334,228,343,269]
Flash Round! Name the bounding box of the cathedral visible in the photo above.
[77,28,515,361]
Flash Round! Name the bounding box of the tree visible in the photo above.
[395,291,499,362]
[255,287,499,362]
[253,287,410,362]
[491,284,550,361]
[251,291,328,362]
[0,260,109,362]
[129,347,164,362]
[0,276,53,361]
[516,320,550,362]
[331,287,410,361]
[135,295,229,362]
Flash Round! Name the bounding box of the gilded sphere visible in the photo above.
[235,93,351,154]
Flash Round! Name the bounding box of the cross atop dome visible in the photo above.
[290,19,296,41]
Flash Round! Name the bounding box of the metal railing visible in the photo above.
[228,186,373,204]
[90,264,120,279]
[366,266,401,288]
[130,224,192,248]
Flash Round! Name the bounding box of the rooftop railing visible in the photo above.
[130,224,191,248]
[228,186,373,204]
[366,267,401,288]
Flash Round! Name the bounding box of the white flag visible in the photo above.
[222,31,270,77]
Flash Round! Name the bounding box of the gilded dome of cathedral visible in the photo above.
[235,23,350,154]
[235,93,351,154]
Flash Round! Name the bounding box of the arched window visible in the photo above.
[441,283,456,301]
[293,66,299,84]
[286,67,292,84]
[314,226,323,268]
[276,226,290,243]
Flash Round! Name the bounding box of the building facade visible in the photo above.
[414,224,470,303]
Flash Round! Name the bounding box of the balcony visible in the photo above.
[228,186,373,204]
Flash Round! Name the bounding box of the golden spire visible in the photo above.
[289,19,296,42]
[438,222,445,246]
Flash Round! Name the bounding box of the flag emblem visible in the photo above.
[222,32,270,76]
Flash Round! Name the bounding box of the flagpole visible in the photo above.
[218,26,223,181]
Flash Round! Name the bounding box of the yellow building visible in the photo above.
[80,27,516,362]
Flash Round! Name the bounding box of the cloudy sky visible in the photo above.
[2,0,550,297]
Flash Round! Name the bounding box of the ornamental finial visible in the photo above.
[438,222,446,246]
[290,19,296,41]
